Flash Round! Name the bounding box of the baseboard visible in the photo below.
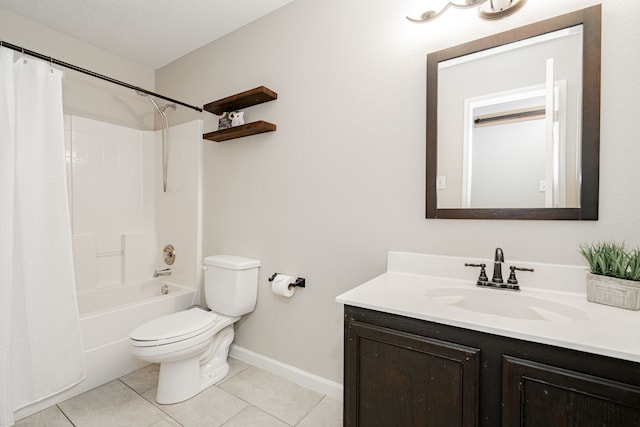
[229,344,343,401]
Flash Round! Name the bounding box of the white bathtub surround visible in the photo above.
[0,48,85,427]
[67,116,157,290]
[122,232,158,283]
[71,235,97,293]
[337,251,640,364]
[65,117,204,295]
[153,120,204,293]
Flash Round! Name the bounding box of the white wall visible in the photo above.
[0,7,156,129]
[471,119,546,208]
[154,0,640,384]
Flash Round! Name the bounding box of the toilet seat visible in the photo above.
[130,308,219,347]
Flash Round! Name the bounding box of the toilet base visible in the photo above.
[155,325,235,404]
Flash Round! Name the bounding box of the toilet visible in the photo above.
[129,255,260,404]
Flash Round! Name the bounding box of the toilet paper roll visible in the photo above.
[271,274,296,298]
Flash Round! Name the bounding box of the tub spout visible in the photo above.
[153,268,172,278]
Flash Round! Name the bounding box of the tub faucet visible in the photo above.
[153,268,172,278]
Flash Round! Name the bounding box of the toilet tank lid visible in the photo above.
[203,255,261,270]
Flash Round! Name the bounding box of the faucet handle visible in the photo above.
[507,266,534,285]
[465,263,488,284]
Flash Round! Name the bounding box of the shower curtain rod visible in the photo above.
[1,40,203,112]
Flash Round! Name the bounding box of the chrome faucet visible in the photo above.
[465,248,533,291]
[153,268,172,278]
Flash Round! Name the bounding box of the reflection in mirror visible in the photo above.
[467,92,548,208]
[426,5,601,220]
[438,26,582,209]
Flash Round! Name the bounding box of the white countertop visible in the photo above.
[336,252,640,363]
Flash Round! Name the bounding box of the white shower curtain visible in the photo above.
[0,48,85,426]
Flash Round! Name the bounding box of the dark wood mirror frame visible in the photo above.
[426,5,601,220]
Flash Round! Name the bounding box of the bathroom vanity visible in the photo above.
[337,252,640,426]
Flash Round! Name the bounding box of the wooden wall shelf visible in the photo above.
[203,86,277,116]
[203,86,277,142]
[203,120,276,142]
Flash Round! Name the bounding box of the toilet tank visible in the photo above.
[202,255,261,317]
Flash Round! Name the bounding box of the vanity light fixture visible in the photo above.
[407,0,527,23]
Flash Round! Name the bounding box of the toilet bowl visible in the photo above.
[129,255,260,404]
[130,308,238,404]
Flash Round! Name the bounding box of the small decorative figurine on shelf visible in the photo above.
[229,111,245,127]
[218,112,232,130]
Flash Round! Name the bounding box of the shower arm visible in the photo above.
[137,90,175,193]
[160,111,169,193]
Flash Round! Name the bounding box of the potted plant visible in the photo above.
[579,241,640,310]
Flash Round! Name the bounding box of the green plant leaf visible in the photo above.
[578,241,640,281]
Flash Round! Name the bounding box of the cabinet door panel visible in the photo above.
[503,355,640,426]
[346,321,479,427]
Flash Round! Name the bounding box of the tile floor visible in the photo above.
[15,358,343,427]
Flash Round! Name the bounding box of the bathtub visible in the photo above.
[16,279,196,420]
[78,279,196,352]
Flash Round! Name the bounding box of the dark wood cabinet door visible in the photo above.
[345,320,480,427]
[503,355,640,427]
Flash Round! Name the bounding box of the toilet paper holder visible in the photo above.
[268,273,306,289]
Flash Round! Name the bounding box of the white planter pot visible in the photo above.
[586,272,640,310]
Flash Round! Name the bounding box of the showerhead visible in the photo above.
[136,90,162,113]
[158,103,176,113]
[135,89,175,114]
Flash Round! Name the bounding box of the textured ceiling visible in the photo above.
[0,0,295,69]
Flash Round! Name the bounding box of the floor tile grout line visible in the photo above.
[217,365,329,426]
[119,364,252,427]
[54,403,77,427]
[218,404,294,427]
[19,360,338,426]
[120,364,298,427]
[215,389,294,426]
[117,378,185,427]
[219,358,252,385]
[220,387,326,427]
[292,394,328,427]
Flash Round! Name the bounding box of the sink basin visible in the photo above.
[425,287,589,321]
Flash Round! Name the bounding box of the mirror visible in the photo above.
[426,5,601,220]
